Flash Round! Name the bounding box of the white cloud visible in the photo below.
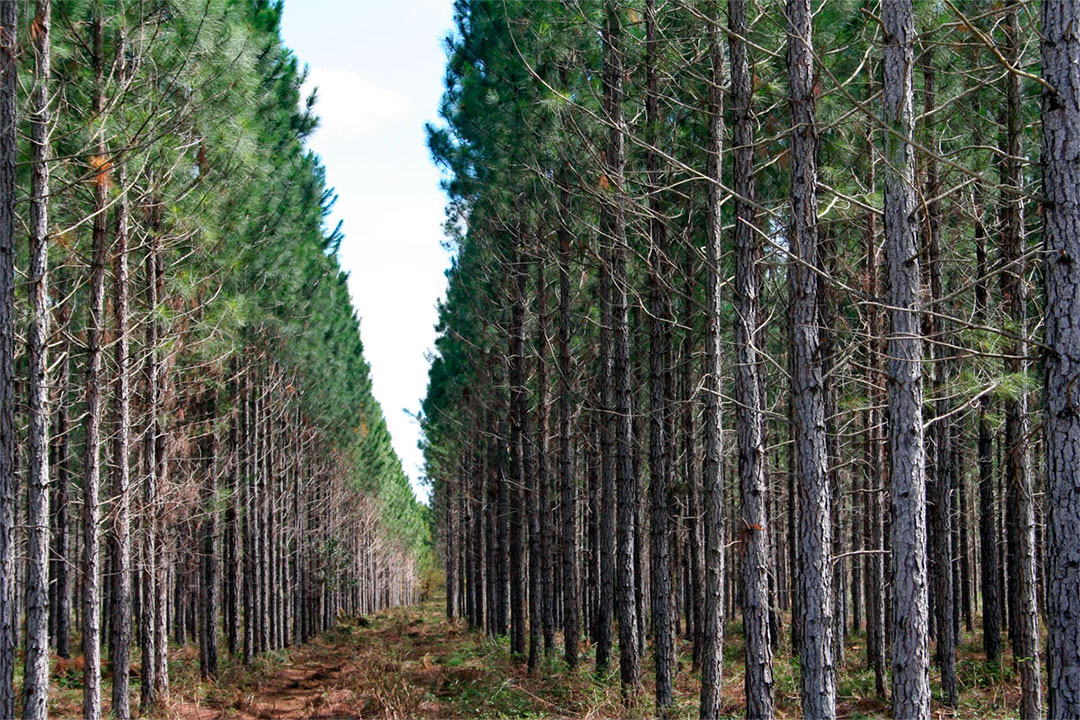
[303,67,410,136]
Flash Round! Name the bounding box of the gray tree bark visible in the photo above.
[882,2,931,716]
[601,0,640,700]
[731,0,774,714]
[787,0,835,715]
[921,51,957,709]
[596,243,615,673]
[50,272,73,661]
[82,17,109,719]
[0,0,16,715]
[23,2,52,717]
[644,0,673,711]
[974,201,1001,665]
[1041,0,1080,716]
[557,171,580,670]
[999,6,1042,717]
[699,4,725,715]
[109,35,133,719]
[509,232,528,662]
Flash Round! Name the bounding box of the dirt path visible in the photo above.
[47,597,1022,720]
[165,600,574,720]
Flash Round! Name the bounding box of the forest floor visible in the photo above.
[48,596,1030,719]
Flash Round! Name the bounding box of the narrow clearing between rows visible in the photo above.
[128,597,1021,720]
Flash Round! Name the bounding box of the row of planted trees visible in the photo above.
[421,0,1080,718]
[0,1,428,718]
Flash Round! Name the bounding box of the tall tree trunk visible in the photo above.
[596,245,615,673]
[446,466,459,620]
[109,39,133,717]
[535,260,554,655]
[699,4,725,715]
[151,204,170,701]
[921,52,957,708]
[731,0,774,714]
[199,391,220,678]
[82,16,109,719]
[601,0,640,700]
[1042,2,1080,713]
[140,215,161,711]
[644,0,673,710]
[882,2,931,716]
[787,0,835,714]
[23,2,52,716]
[974,187,1001,666]
[681,254,703,673]
[1000,6,1042,716]
[51,272,73,661]
[557,172,579,670]
[0,0,16,715]
[509,233,528,662]
[862,128,887,699]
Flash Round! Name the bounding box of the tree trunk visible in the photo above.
[23,2,51,716]
[731,0,774,714]
[787,0,836,714]
[140,216,161,710]
[1000,6,1042,716]
[199,391,220,678]
[151,203,170,702]
[699,5,725,715]
[51,271,73,661]
[82,17,109,719]
[862,128,887,698]
[509,234,528,661]
[882,2,931,716]
[535,260,554,656]
[557,172,579,670]
[601,0,640,700]
[109,40,133,716]
[921,52,957,709]
[0,0,16,715]
[644,1,673,710]
[1042,2,1080,705]
[596,241,615,673]
[972,189,1001,667]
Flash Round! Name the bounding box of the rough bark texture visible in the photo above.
[882,2,931,716]
[82,17,108,719]
[23,2,51,717]
[536,260,554,657]
[596,249,615,674]
[973,192,1001,666]
[731,0,774,714]
[787,0,836,715]
[921,53,957,709]
[109,53,133,716]
[1042,0,1080,715]
[108,35,135,720]
[0,1,15,716]
[558,176,579,670]
[863,129,886,697]
[602,0,640,700]
[698,5,725,715]
[1000,6,1042,717]
[51,273,73,661]
[141,221,164,709]
[644,0,673,710]
[509,235,527,661]
[199,392,220,679]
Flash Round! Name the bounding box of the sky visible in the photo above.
[281,0,456,504]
